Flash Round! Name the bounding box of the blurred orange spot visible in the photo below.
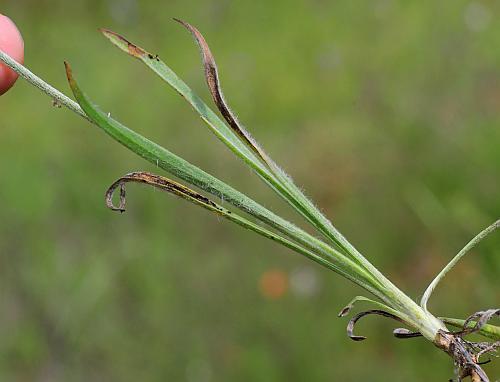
[259,269,288,300]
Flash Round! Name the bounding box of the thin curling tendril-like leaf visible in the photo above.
[421,219,499,311]
[338,296,420,336]
[346,309,416,342]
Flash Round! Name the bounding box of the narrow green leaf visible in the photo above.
[421,219,499,311]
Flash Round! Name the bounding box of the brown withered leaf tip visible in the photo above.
[99,28,146,58]
[64,61,74,84]
[173,18,273,168]
[338,303,353,317]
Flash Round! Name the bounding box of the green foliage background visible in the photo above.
[1,1,499,380]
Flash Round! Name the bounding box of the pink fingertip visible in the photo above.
[0,14,24,95]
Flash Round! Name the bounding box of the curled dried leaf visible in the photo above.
[106,181,127,212]
[105,171,224,214]
[392,328,422,339]
[337,295,410,325]
[346,309,413,342]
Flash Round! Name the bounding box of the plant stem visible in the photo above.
[0,50,90,121]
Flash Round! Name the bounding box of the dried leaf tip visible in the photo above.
[338,304,353,318]
[100,28,146,58]
[393,328,422,339]
[105,172,225,215]
[64,61,74,85]
[174,18,271,168]
[173,18,217,84]
[64,62,83,99]
[105,180,127,212]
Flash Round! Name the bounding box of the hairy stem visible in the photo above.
[0,50,90,121]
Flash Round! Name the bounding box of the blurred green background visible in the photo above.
[1,1,499,381]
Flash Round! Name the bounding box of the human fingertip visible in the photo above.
[0,14,24,95]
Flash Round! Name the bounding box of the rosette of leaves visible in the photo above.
[0,20,498,381]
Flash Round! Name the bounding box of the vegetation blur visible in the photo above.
[1,1,499,380]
